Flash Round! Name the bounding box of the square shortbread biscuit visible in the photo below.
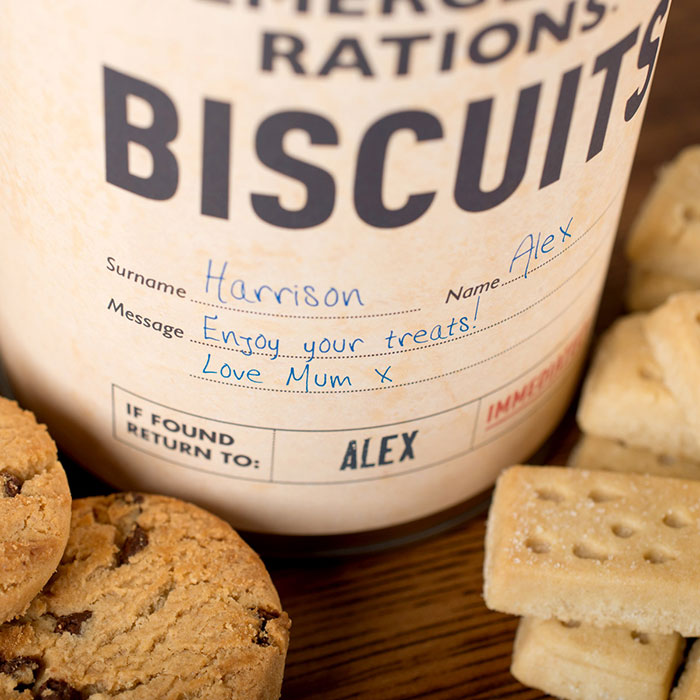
[483,466,700,635]
[625,266,697,312]
[569,435,700,481]
[626,146,700,283]
[577,315,700,461]
[672,639,700,700]
[511,617,683,700]
[644,292,700,433]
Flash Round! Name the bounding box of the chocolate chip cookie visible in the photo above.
[0,397,71,624]
[0,493,290,699]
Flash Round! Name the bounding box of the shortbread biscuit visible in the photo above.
[484,466,700,635]
[644,291,700,433]
[0,397,71,624]
[625,266,697,312]
[569,435,700,481]
[0,493,290,699]
[577,315,700,461]
[672,639,700,700]
[626,146,700,283]
[511,617,683,700]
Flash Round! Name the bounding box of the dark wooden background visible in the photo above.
[268,2,700,698]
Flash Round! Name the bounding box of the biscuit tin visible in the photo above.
[0,0,670,539]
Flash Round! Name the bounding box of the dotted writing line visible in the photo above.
[500,187,623,287]
[189,298,421,320]
[187,238,603,363]
[187,269,597,394]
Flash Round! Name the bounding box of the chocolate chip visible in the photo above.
[116,525,148,566]
[253,608,279,647]
[0,655,41,686]
[54,611,92,635]
[1,471,23,498]
[253,625,271,646]
[35,678,83,700]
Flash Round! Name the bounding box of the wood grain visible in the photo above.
[269,3,700,698]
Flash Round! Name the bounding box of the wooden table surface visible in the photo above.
[267,3,700,699]
[8,3,695,700]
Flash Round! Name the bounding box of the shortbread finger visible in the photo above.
[569,435,700,481]
[484,466,700,635]
[644,292,700,433]
[672,639,700,700]
[626,146,700,283]
[511,617,683,700]
[625,266,697,312]
[577,315,700,461]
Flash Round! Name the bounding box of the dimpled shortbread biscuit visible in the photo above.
[511,617,683,700]
[577,315,700,461]
[672,639,700,700]
[625,266,696,312]
[644,292,700,433]
[484,466,700,636]
[626,146,700,284]
[569,435,700,481]
[0,493,290,700]
[0,397,71,624]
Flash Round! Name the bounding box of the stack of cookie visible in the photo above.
[482,145,700,699]
[625,145,700,312]
[0,397,290,700]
